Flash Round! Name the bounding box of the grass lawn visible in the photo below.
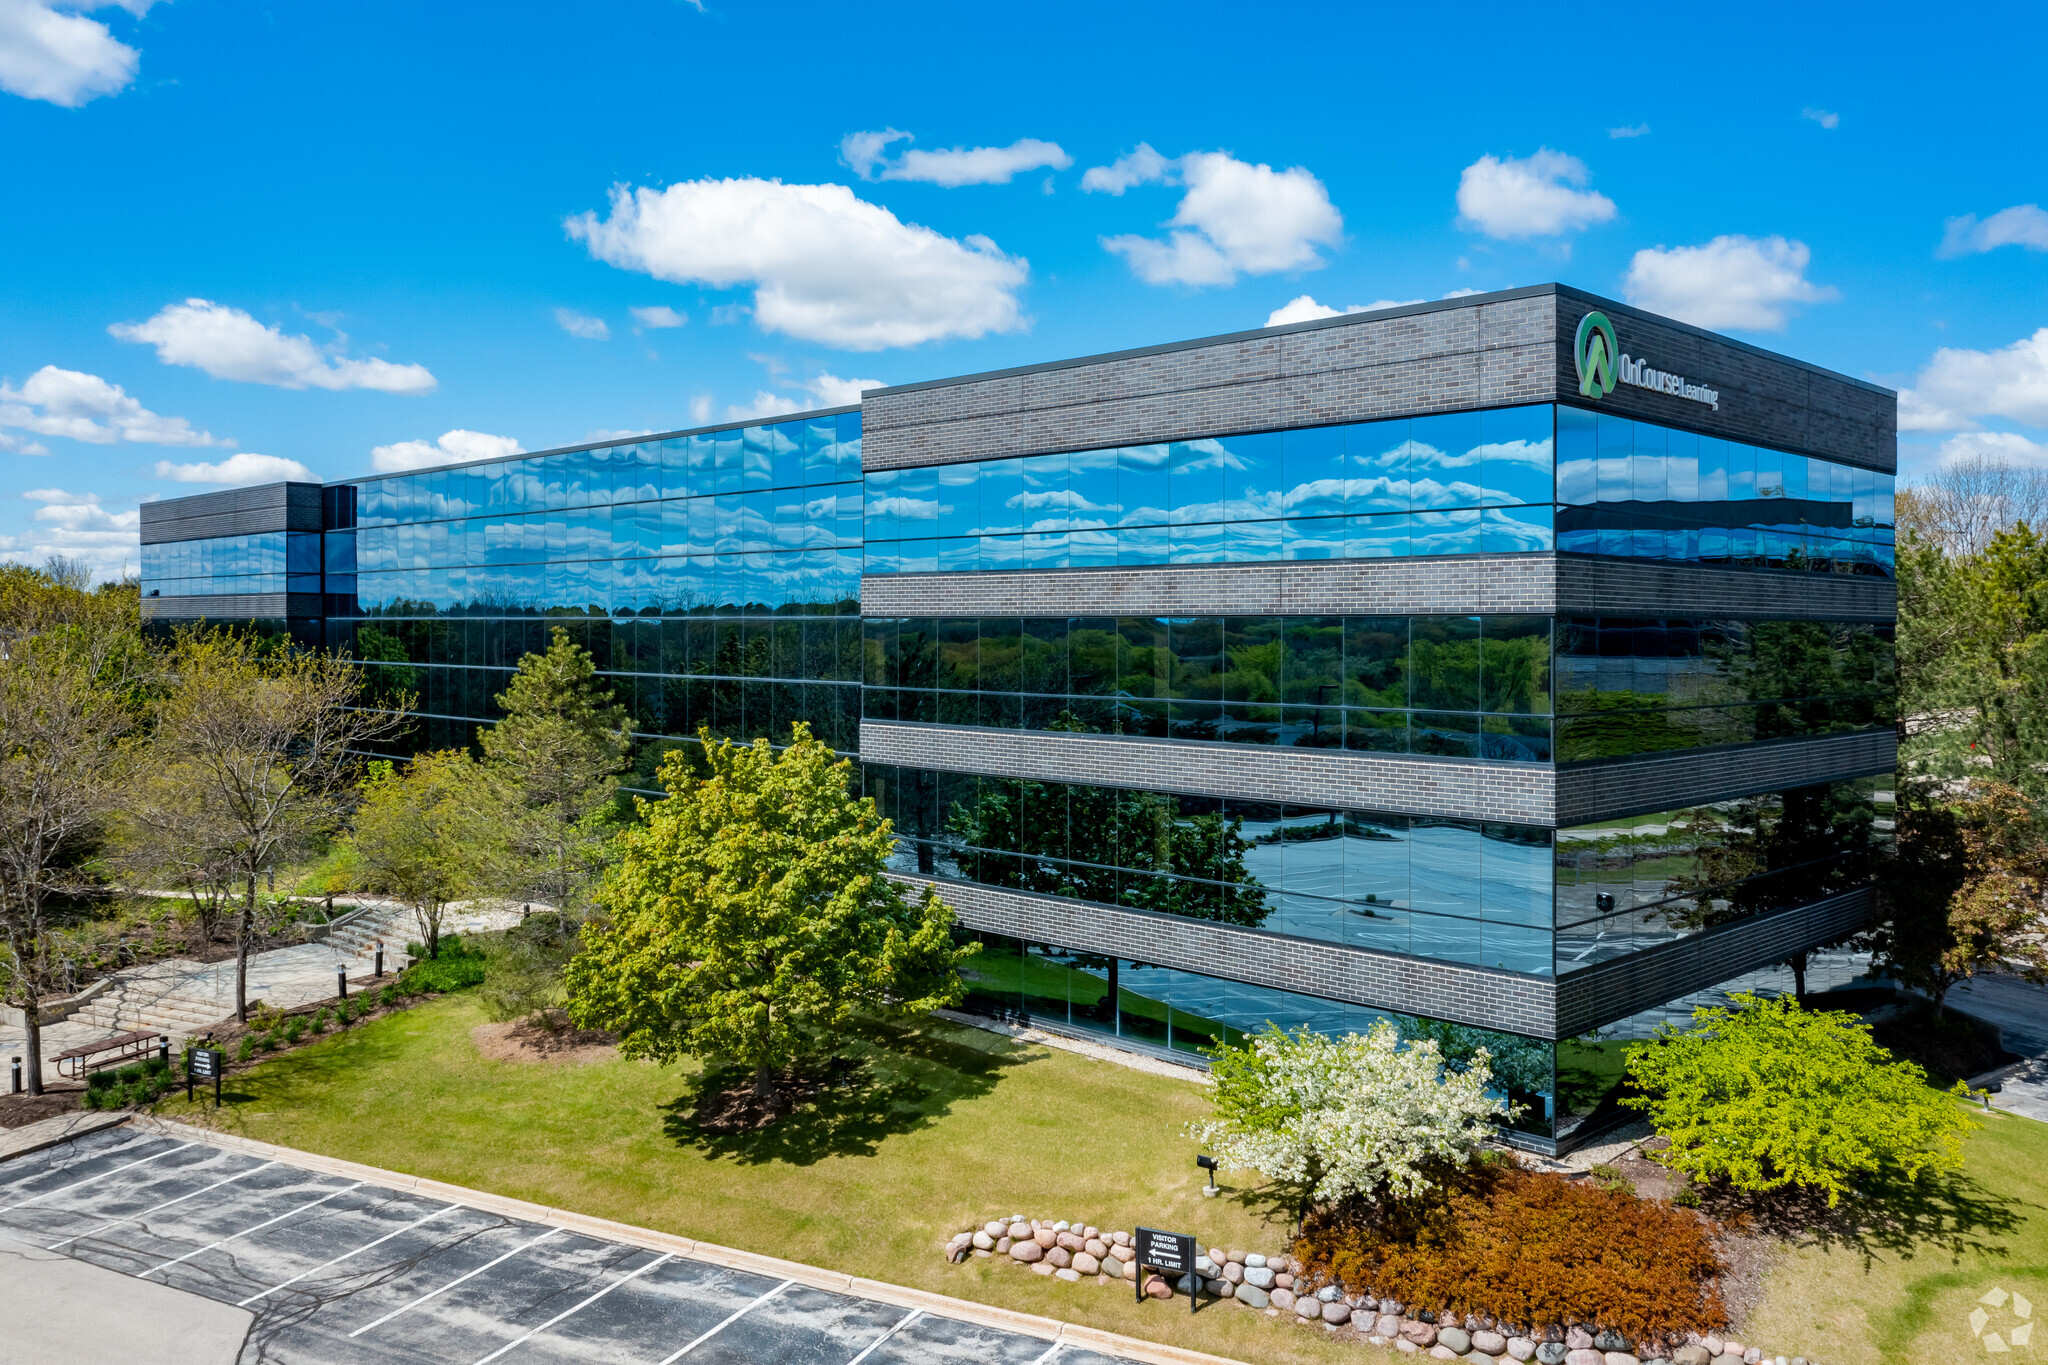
[156,993,1361,1365]
[1743,1101,2048,1364]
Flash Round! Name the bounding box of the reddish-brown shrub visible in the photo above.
[1296,1160,1727,1340]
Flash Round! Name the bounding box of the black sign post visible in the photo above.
[1133,1226,1199,1314]
[189,1046,225,1108]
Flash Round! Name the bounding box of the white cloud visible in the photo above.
[369,428,524,473]
[1265,295,1423,327]
[844,130,1072,187]
[0,430,49,455]
[1801,108,1840,129]
[0,364,223,446]
[565,178,1029,350]
[1080,144,1172,196]
[839,128,910,179]
[688,395,713,426]
[629,305,686,331]
[1100,150,1343,287]
[1938,430,2048,468]
[111,299,437,393]
[554,307,609,340]
[1608,124,1651,139]
[1622,234,1838,331]
[1455,150,1616,239]
[724,369,883,421]
[1937,204,2048,258]
[0,0,147,108]
[153,452,317,484]
[3,487,139,579]
[1897,328,2048,431]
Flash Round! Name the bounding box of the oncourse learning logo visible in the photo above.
[1574,310,1619,401]
[1969,1285,2034,1353]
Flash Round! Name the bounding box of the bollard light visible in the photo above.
[336,965,348,1001]
[10,1055,19,1095]
[374,940,384,979]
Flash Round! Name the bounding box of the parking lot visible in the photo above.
[0,1126,1141,1365]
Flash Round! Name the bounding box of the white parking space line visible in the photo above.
[348,1226,564,1338]
[0,1142,194,1214]
[656,1277,793,1364]
[236,1201,459,1306]
[46,1160,276,1251]
[843,1307,922,1365]
[469,1251,675,1365]
[1027,1341,1064,1365]
[140,1181,362,1278]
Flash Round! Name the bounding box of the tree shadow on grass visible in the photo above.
[1704,1163,2030,1267]
[660,1016,1036,1167]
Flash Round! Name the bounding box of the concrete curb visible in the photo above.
[125,1117,1249,1365]
[0,1110,129,1163]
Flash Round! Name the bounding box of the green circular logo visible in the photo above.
[1575,310,1618,400]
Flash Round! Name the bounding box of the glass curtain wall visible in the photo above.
[865,614,1552,761]
[864,404,1895,578]
[955,930,1558,1137]
[870,765,1887,980]
[325,412,864,764]
[141,531,321,598]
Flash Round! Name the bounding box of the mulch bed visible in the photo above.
[0,1088,86,1129]
[470,1015,618,1065]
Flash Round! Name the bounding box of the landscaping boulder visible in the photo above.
[1033,1228,1056,1249]
[1056,1231,1083,1251]
[1429,1348,1460,1361]
[1203,1277,1229,1298]
[1109,1244,1134,1263]
[1474,1331,1507,1355]
[1438,1327,1472,1354]
[1221,1262,1245,1284]
[1535,1347,1567,1365]
[1323,1302,1352,1325]
[1083,1238,1107,1259]
[1270,1287,1295,1311]
[1045,1247,1071,1269]
[971,1231,994,1250]
[1403,1321,1439,1347]
[1565,1352,1605,1365]
[1701,1339,1723,1358]
[1376,1314,1403,1337]
[1595,1331,1631,1354]
[1245,1252,1267,1267]
[1008,1222,1031,1240]
[1506,1339,1537,1362]
[1142,1275,1173,1300]
[1569,1329,1595,1350]
[1054,1267,1080,1282]
[1009,1240,1043,1263]
[1243,1266,1274,1289]
[1604,1355,1641,1365]
[1235,1283,1270,1309]
[1072,1252,1099,1275]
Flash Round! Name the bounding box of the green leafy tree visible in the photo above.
[477,626,632,918]
[346,751,490,959]
[566,723,972,1105]
[478,912,581,1029]
[1622,991,1977,1206]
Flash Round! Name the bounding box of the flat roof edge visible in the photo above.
[864,282,1894,401]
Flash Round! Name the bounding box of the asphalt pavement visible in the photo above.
[0,1126,1141,1365]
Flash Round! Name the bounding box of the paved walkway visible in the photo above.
[0,1121,1225,1365]
[0,902,523,1087]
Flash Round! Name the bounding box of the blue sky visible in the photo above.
[4,0,2047,577]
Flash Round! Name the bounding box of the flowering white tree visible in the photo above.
[1187,1021,1515,1227]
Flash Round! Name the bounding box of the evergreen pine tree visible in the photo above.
[479,626,631,918]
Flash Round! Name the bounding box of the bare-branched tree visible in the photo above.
[150,630,408,1021]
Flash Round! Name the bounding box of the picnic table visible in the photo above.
[53,1030,164,1081]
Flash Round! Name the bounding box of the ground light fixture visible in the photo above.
[1197,1153,1219,1196]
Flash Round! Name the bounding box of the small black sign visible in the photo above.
[189,1048,223,1079]
[1134,1226,1200,1313]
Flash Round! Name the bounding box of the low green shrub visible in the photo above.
[311,1008,330,1033]
[259,1030,278,1052]
[402,938,486,994]
[143,1056,169,1078]
[282,1017,305,1044]
[236,1036,255,1061]
[114,1062,146,1085]
[378,984,398,1007]
[86,1070,117,1093]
